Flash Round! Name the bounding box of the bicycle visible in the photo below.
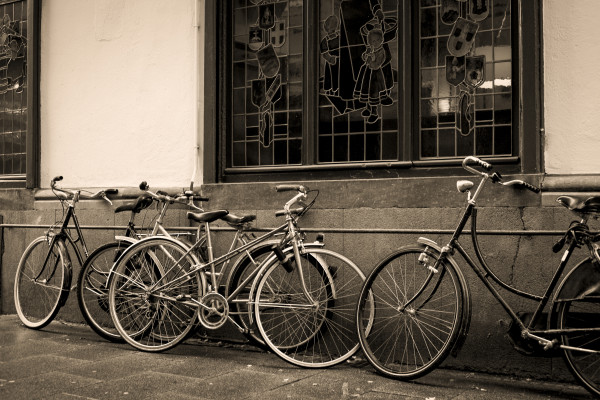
[107,185,371,368]
[356,156,600,397]
[13,176,118,329]
[76,183,210,342]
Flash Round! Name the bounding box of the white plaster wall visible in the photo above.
[543,0,600,174]
[41,0,203,188]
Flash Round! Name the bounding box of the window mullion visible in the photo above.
[303,2,318,166]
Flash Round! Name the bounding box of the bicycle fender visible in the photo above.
[549,257,600,329]
[114,236,138,245]
[417,237,472,358]
[56,239,73,308]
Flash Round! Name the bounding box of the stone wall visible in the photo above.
[1,176,598,381]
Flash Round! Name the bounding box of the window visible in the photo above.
[0,0,39,188]
[207,0,541,182]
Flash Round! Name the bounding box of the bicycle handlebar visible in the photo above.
[462,156,492,176]
[51,176,118,205]
[500,179,541,193]
[276,184,309,194]
[138,181,207,211]
[461,157,540,194]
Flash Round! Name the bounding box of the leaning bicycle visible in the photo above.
[77,183,209,342]
[107,185,370,368]
[356,156,600,397]
[13,176,117,329]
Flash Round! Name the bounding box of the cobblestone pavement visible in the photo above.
[0,315,592,399]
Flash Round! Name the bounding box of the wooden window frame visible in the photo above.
[203,0,542,184]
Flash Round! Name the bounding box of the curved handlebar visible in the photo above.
[461,157,540,194]
[501,179,541,193]
[462,156,492,176]
[51,176,118,204]
[276,184,309,194]
[138,181,206,211]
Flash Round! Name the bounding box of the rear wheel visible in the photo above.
[77,241,131,342]
[356,245,464,379]
[14,237,71,329]
[108,237,202,352]
[557,296,600,397]
[225,242,279,347]
[254,248,367,368]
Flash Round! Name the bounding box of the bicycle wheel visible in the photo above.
[225,241,279,347]
[557,295,600,397]
[356,244,464,379]
[14,236,71,329]
[108,237,203,352]
[254,248,367,368]
[77,241,132,342]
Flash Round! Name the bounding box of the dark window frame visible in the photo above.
[0,0,40,189]
[203,0,542,184]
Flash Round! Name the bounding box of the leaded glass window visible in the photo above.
[231,0,303,167]
[0,0,27,176]
[318,0,400,163]
[221,0,521,174]
[419,0,513,159]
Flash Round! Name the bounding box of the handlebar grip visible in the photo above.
[515,181,541,193]
[475,158,492,171]
[139,181,149,190]
[276,184,309,193]
[52,176,63,183]
[105,189,118,195]
[193,195,209,202]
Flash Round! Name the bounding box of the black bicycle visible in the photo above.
[356,156,600,397]
[14,176,118,329]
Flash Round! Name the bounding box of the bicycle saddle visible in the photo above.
[187,210,229,223]
[556,195,600,214]
[221,213,256,226]
[114,194,154,214]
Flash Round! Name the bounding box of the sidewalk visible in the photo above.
[0,314,591,400]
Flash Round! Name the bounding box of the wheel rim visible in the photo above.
[108,239,201,351]
[78,242,129,341]
[255,248,366,368]
[560,299,600,396]
[357,248,462,378]
[15,237,67,329]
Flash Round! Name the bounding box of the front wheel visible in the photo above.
[356,245,465,379]
[77,241,132,342]
[254,248,367,368]
[108,237,203,352]
[14,236,71,329]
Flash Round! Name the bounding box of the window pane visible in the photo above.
[229,1,303,168]
[0,1,28,176]
[318,0,400,164]
[418,0,513,160]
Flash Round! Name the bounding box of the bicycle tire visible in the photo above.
[356,244,464,379]
[254,248,367,368]
[108,237,203,352]
[557,293,600,397]
[225,241,280,347]
[77,240,132,342]
[14,236,71,329]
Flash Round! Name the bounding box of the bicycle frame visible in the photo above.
[419,173,600,350]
